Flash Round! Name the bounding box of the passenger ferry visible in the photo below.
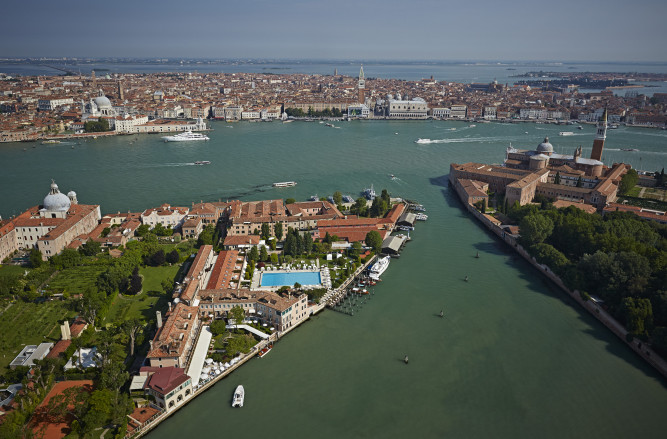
[272,181,297,187]
[162,131,210,142]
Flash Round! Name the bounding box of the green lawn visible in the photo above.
[45,264,107,295]
[0,299,75,375]
[104,265,180,325]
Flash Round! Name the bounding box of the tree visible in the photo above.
[210,319,226,336]
[129,266,142,294]
[270,253,279,264]
[79,239,101,257]
[248,245,259,262]
[229,305,245,330]
[619,169,638,195]
[274,222,284,241]
[150,249,165,266]
[303,232,313,255]
[135,224,150,237]
[622,297,653,338]
[84,117,110,133]
[554,171,561,185]
[29,248,43,267]
[259,245,268,262]
[166,249,180,264]
[122,318,142,357]
[365,230,383,253]
[353,197,367,216]
[519,214,554,246]
[285,198,296,205]
[333,191,343,205]
[79,288,105,326]
[261,223,271,241]
[294,282,302,289]
[197,225,215,246]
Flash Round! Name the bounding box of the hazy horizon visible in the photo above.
[3,0,666,62]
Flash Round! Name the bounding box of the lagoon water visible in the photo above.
[1,120,667,437]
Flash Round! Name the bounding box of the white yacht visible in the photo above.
[272,181,297,187]
[369,256,391,281]
[162,131,210,142]
[232,385,244,407]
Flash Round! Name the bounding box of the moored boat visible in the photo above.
[162,131,210,142]
[258,344,273,358]
[369,256,390,281]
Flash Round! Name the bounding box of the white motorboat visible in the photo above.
[559,131,574,136]
[162,131,210,142]
[232,385,244,407]
[369,256,390,281]
[415,138,431,144]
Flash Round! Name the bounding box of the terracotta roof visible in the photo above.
[144,367,189,395]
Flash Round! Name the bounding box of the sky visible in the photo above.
[2,0,667,62]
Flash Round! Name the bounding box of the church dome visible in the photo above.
[94,95,112,109]
[43,181,71,212]
[537,137,553,154]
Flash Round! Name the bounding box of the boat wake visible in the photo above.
[415,136,513,144]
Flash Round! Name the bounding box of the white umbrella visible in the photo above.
[205,358,213,364]
[270,327,275,331]
[224,362,231,368]
[200,373,209,380]
[263,323,268,327]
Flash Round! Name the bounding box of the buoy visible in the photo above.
[404,355,409,364]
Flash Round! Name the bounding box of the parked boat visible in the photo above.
[273,181,297,187]
[232,385,244,407]
[162,131,210,142]
[258,344,273,358]
[309,194,318,201]
[42,140,61,144]
[369,256,390,281]
[415,213,428,221]
[342,195,354,203]
[363,184,376,200]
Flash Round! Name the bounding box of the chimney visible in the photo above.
[156,311,163,329]
[168,302,172,312]
[149,340,154,350]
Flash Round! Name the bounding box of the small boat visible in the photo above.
[621,148,639,152]
[42,140,61,144]
[404,355,409,364]
[194,160,211,165]
[475,252,480,258]
[578,126,584,130]
[609,124,619,129]
[414,138,431,144]
[258,344,273,358]
[439,310,444,318]
[390,174,397,180]
[469,124,476,127]
[415,213,428,221]
[559,131,574,136]
[309,194,318,201]
[232,385,244,407]
[273,181,297,187]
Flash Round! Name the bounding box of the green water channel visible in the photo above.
[1,120,666,438]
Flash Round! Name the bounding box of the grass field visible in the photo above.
[104,265,180,325]
[45,264,107,294]
[0,299,75,375]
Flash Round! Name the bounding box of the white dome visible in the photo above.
[94,96,112,109]
[67,191,77,197]
[537,137,553,154]
[43,181,71,212]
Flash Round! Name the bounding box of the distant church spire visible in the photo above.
[590,107,608,161]
[358,64,366,104]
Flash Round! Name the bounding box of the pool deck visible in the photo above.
[250,260,331,291]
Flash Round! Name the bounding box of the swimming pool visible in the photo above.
[260,271,322,287]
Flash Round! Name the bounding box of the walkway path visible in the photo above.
[228,324,271,339]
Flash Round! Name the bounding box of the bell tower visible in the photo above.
[358,64,366,104]
[590,108,607,161]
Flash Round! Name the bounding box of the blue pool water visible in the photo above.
[260,271,321,287]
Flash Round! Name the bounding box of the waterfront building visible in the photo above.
[114,114,149,133]
[431,107,450,118]
[450,104,467,119]
[140,366,192,412]
[141,204,189,230]
[134,117,207,134]
[387,98,428,118]
[3,181,101,260]
[146,303,200,369]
